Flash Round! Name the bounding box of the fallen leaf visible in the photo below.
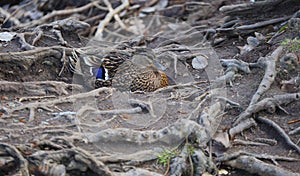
[122,114,131,119]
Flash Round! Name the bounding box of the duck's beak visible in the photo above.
[153,60,166,71]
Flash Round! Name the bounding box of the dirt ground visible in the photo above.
[0,0,300,176]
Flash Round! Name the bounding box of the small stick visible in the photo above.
[91,107,142,115]
[95,0,129,39]
[256,116,300,154]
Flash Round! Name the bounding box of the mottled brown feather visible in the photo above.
[76,48,168,92]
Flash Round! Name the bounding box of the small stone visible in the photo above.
[0,32,16,42]
[254,32,265,41]
[192,55,208,70]
[247,36,259,47]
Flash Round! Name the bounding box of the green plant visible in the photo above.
[280,38,300,52]
[186,144,195,155]
[278,23,288,33]
[157,149,178,167]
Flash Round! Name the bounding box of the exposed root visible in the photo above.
[233,139,271,146]
[169,145,188,175]
[216,151,300,174]
[27,147,112,176]
[0,81,83,96]
[256,116,300,154]
[91,107,142,115]
[289,126,300,135]
[0,143,30,176]
[94,0,129,39]
[99,148,162,163]
[19,2,97,28]
[0,46,65,63]
[5,87,112,122]
[18,95,57,102]
[213,59,251,88]
[86,118,210,148]
[216,151,300,163]
[234,93,300,126]
[113,168,163,176]
[223,155,299,176]
[250,46,283,105]
[229,118,257,138]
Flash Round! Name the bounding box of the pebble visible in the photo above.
[0,32,16,42]
[192,55,208,69]
[247,36,260,47]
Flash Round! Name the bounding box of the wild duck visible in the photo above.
[70,47,168,92]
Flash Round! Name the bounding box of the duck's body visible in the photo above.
[71,47,168,92]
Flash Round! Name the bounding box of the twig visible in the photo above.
[187,94,209,120]
[224,155,299,176]
[103,0,127,29]
[163,160,170,176]
[234,93,300,126]
[229,118,257,138]
[217,15,290,35]
[154,81,208,93]
[289,126,300,135]
[236,17,290,31]
[256,116,300,154]
[18,2,96,28]
[233,139,270,146]
[0,7,21,25]
[216,151,300,163]
[95,0,129,39]
[91,107,142,115]
[58,48,67,76]
[18,95,56,102]
[6,87,112,122]
[219,0,288,15]
[254,138,277,146]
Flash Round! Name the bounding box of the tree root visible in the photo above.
[86,118,209,149]
[4,87,112,122]
[233,139,272,146]
[113,168,163,176]
[217,17,290,35]
[219,0,296,16]
[234,92,300,126]
[0,143,30,176]
[256,116,300,154]
[94,0,129,39]
[169,145,189,176]
[249,46,283,105]
[98,148,162,163]
[289,126,300,135]
[213,59,251,88]
[0,46,65,63]
[216,151,300,175]
[229,118,257,138]
[18,2,98,28]
[224,155,299,176]
[0,80,83,96]
[216,151,300,163]
[27,147,112,176]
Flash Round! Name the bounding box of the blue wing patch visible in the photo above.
[91,67,105,79]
